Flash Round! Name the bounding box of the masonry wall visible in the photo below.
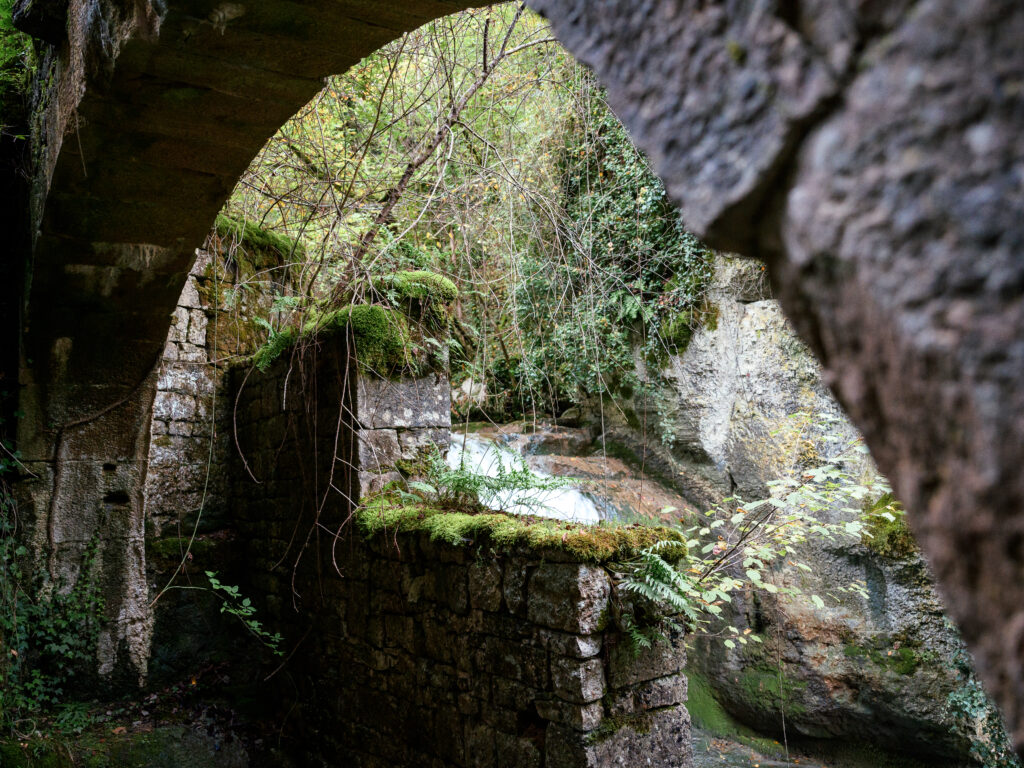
[230,336,692,767]
[142,246,287,680]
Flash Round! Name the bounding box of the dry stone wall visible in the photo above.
[230,334,691,767]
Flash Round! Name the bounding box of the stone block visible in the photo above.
[357,429,401,472]
[168,306,188,342]
[535,697,604,732]
[503,560,528,615]
[538,629,602,659]
[178,275,202,308]
[606,673,688,717]
[528,564,610,634]
[358,471,403,497]
[551,657,605,704]
[153,391,197,422]
[398,427,451,461]
[494,731,542,768]
[357,374,452,429]
[491,676,534,711]
[465,723,496,768]
[608,634,686,689]
[178,342,206,363]
[167,420,192,436]
[545,706,691,768]
[187,309,209,345]
[469,560,503,612]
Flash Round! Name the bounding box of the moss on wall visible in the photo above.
[355,497,684,563]
[373,270,459,304]
[841,631,934,676]
[213,213,303,273]
[373,270,459,334]
[684,668,787,757]
[660,301,719,357]
[307,304,413,375]
[250,270,459,378]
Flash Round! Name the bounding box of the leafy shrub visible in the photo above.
[0,494,105,732]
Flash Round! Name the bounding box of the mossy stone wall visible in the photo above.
[228,332,693,767]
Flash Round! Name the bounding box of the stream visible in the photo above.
[446,422,696,524]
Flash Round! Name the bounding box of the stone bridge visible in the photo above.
[9,0,1024,756]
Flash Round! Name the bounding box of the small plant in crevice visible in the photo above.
[205,571,283,657]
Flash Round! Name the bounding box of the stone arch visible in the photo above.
[14,0,1024,753]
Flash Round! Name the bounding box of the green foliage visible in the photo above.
[204,572,282,656]
[406,446,571,515]
[619,435,886,640]
[508,80,715,411]
[373,270,459,336]
[251,318,297,372]
[685,668,787,757]
[0,488,105,734]
[861,493,917,558]
[0,0,31,129]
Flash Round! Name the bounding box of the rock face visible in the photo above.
[636,256,853,502]
[600,256,1008,764]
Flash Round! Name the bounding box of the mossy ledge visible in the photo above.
[250,304,414,375]
[373,270,459,304]
[307,304,413,375]
[354,497,685,564]
[250,270,458,375]
[214,213,304,272]
[374,270,459,334]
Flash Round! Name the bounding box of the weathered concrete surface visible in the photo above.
[531,0,1024,751]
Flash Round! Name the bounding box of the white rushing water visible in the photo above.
[445,435,604,523]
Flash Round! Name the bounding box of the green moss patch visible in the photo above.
[251,326,298,372]
[685,668,787,757]
[862,493,917,559]
[373,270,459,334]
[842,633,933,676]
[374,270,459,304]
[661,301,719,357]
[736,665,807,718]
[307,304,413,376]
[587,709,657,744]
[355,498,683,563]
[214,213,304,273]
